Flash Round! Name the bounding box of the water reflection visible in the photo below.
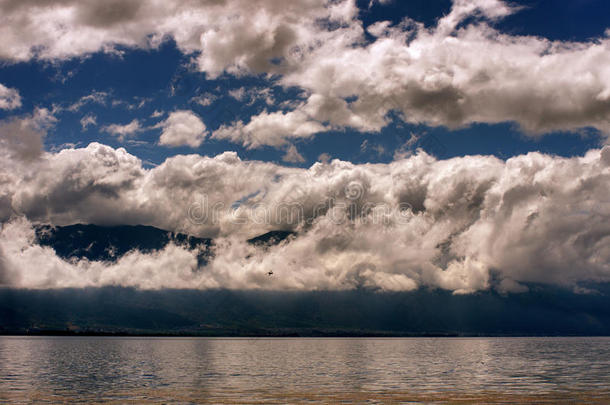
[0,337,609,403]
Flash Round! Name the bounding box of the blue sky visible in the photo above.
[0,0,608,167]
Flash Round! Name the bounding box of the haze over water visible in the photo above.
[0,336,608,403]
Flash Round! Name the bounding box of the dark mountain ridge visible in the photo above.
[34,224,294,264]
[35,223,213,263]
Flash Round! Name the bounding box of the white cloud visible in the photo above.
[318,153,331,163]
[282,144,305,163]
[158,110,207,148]
[67,91,109,112]
[228,87,246,101]
[270,0,610,143]
[360,139,386,157]
[190,93,216,107]
[0,108,56,161]
[212,107,327,148]
[227,87,274,106]
[102,119,142,141]
[215,0,610,147]
[0,140,608,293]
[0,217,205,289]
[0,83,21,110]
[0,0,352,72]
[0,0,609,292]
[1,0,609,145]
[80,113,97,130]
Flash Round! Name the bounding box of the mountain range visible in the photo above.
[0,224,607,337]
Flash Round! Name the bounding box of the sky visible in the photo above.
[0,0,609,294]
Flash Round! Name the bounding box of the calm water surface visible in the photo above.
[0,336,609,403]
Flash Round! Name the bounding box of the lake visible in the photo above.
[0,336,608,403]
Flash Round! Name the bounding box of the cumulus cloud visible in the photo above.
[197,0,610,146]
[0,0,353,72]
[102,119,142,141]
[0,140,608,293]
[241,0,610,146]
[0,83,21,110]
[212,107,327,148]
[0,109,57,221]
[158,110,207,148]
[1,0,609,292]
[0,217,206,289]
[1,0,609,145]
[0,108,56,161]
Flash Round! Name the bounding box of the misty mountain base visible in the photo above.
[2,286,609,337]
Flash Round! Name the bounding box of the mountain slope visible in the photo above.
[34,223,216,267]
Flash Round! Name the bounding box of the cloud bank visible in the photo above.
[0,137,608,293]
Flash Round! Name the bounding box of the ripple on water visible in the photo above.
[0,336,608,402]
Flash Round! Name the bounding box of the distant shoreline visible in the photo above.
[2,330,608,338]
[4,286,610,336]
